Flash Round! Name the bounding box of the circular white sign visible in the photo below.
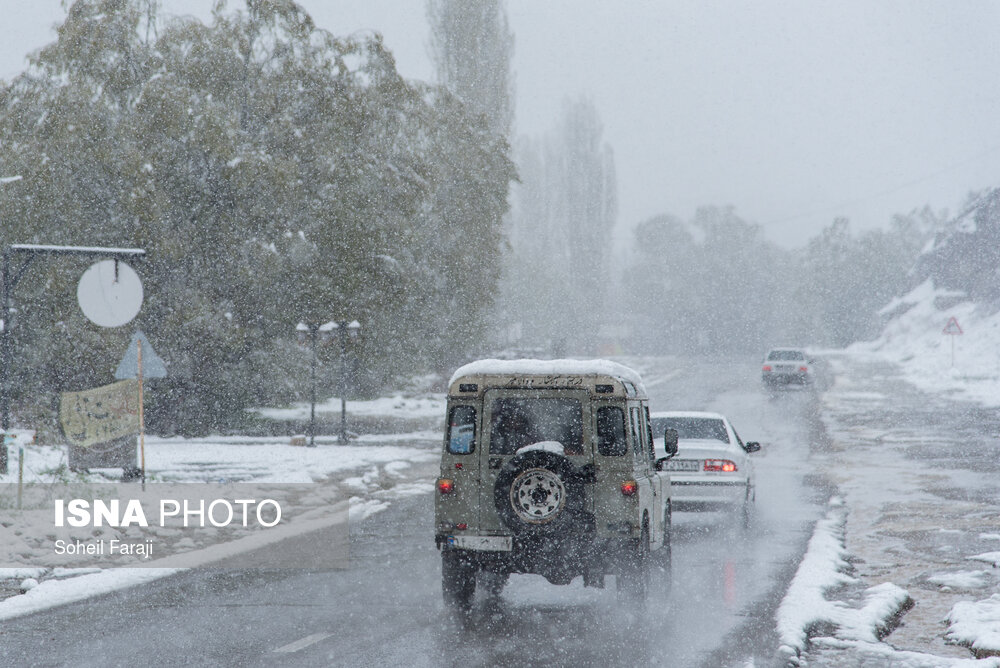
[77,260,143,327]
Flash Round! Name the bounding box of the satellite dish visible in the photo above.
[77,260,143,328]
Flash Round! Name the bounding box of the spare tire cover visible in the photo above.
[494,450,585,534]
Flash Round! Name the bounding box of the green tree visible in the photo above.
[0,0,515,435]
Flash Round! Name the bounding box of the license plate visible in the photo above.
[664,459,700,472]
[447,535,513,552]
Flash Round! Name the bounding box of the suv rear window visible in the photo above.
[596,406,626,456]
[767,349,805,361]
[489,398,583,455]
[447,405,477,454]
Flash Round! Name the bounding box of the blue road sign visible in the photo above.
[115,330,167,379]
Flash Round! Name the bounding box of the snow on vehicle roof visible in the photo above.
[650,410,725,420]
[450,358,645,392]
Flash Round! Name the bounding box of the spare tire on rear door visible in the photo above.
[493,449,586,536]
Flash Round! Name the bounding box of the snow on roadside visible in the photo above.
[776,498,913,665]
[0,393,444,619]
[253,393,445,420]
[851,279,1000,408]
[929,571,995,591]
[0,568,183,622]
[970,553,1000,569]
[0,431,440,485]
[947,595,1000,658]
[810,350,1000,666]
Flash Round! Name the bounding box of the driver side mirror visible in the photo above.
[663,427,678,457]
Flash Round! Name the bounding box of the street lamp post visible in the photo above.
[328,320,361,444]
[296,322,322,447]
[296,319,360,446]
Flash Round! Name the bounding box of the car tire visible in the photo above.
[657,501,672,575]
[478,570,508,599]
[617,523,650,601]
[493,450,586,536]
[741,485,755,529]
[442,550,476,612]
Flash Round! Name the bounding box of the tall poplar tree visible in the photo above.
[426,0,514,139]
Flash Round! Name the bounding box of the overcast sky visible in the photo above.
[3,1,1000,248]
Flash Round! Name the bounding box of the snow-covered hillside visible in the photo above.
[852,191,1000,408]
[852,279,1000,407]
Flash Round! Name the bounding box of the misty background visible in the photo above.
[0,0,994,437]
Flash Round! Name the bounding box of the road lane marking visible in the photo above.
[273,633,333,654]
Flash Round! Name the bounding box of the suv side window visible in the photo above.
[447,405,476,454]
[596,406,627,456]
[629,406,644,460]
[643,406,655,466]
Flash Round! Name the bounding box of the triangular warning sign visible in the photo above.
[942,317,963,335]
[115,330,168,379]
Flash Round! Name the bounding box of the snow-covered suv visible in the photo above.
[434,359,676,610]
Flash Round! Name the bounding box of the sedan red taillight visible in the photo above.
[704,459,737,473]
[762,365,772,372]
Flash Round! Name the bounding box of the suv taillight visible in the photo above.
[437,478,455,494]
[621,480,638,496]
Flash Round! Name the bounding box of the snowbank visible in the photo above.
[947,595,1000,658]
[776,499,913,664]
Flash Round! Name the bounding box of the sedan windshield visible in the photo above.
[651,417,729,443]
[767,350,805,361]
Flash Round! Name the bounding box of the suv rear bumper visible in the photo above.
[436,532,635,583]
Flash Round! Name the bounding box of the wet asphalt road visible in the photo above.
[0,356,831,667]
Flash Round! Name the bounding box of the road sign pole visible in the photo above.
[138,339,145,490]
[1,249,10,474]
[17,446,23,509]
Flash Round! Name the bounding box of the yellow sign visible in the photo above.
[60,380,139,448]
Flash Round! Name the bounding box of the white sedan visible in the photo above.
[650,411,760,523]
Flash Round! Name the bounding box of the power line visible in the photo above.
[762,143,1000,227]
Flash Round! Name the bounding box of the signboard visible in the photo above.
[59,379,139,448]
[942,317,963,335]
[115,330,167,379]
[77,260,143,328]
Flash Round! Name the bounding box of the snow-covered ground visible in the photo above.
[782,341,1000,665]
[771,278,1000,664]
[0,394,445,620]
[854,279,1000,408]
[776,498,913,664]
[253,393,445,421]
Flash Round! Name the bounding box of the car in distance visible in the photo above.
[761,347,812,388]
[650,411,759,524]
